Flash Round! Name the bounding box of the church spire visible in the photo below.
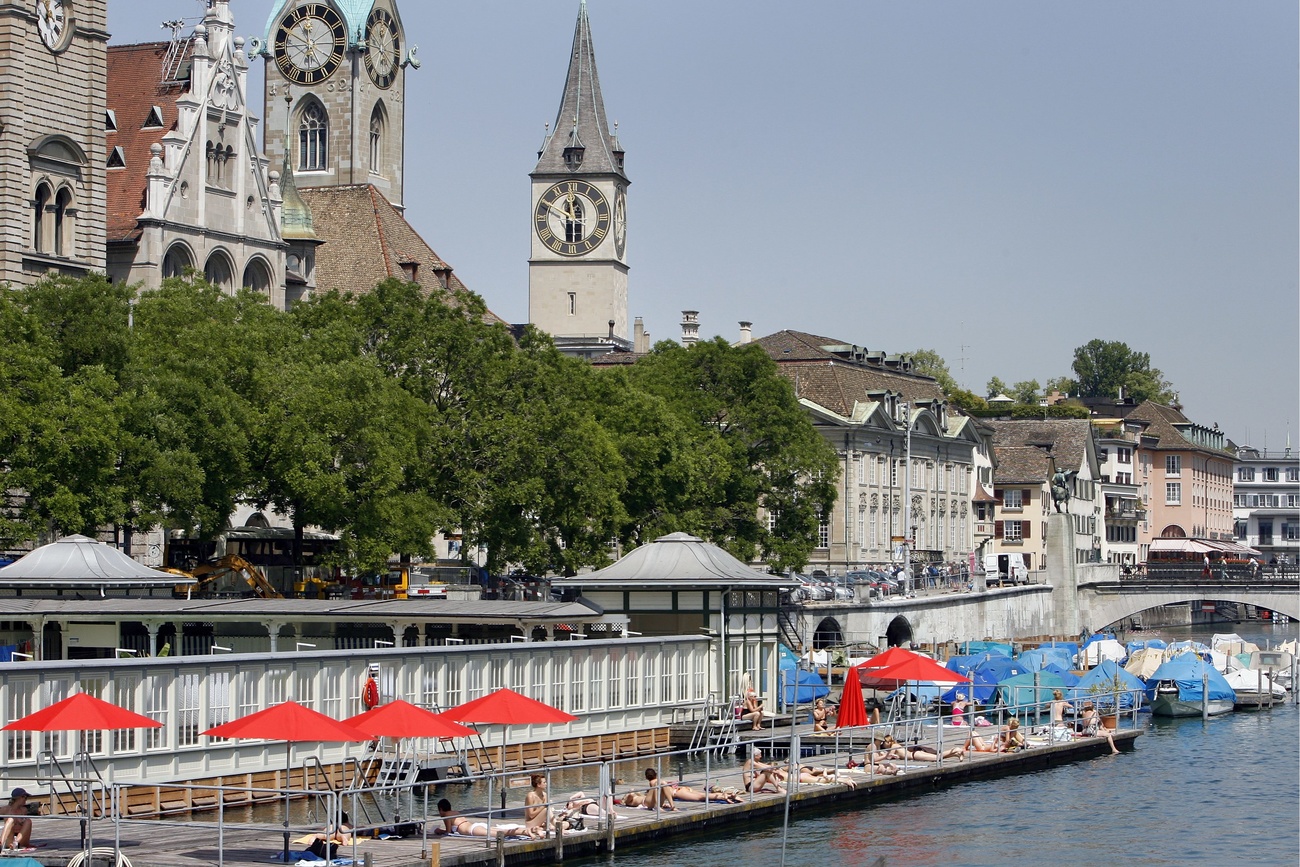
[278,92,316,240]
[534,1,625,178]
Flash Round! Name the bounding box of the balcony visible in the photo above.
[973,521,994,538]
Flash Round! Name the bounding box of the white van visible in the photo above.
[983,553,1029,586]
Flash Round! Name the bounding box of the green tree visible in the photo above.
[909,348,957,394]
[986,376,1010,399]
[627,338,838,571]
[1010,379,1041,405]
[946,387,988,413]
[1069,339,1175,402]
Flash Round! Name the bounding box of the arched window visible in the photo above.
[204,250,234,293]
[53,187,72,257]
[242,258,273,294]
[298,102,327,172]
[368,104,384,175]
[564,198,585,243]
[162,243,193,279]
[32,183,52,252]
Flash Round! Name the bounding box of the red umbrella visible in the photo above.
[856,646,921,672]
[444,688,577,727]
[203,702,371,862]
[835,667,868,728]
[445,689,576,807]
[2,692,161,732]
[858,656,971,690]
[344,699,477,740]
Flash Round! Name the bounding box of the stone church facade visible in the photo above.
[0,0,107,285]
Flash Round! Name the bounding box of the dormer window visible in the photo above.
[105,110,117,132]
[107,146,126,169]
[143,106,165,129]
[400,261,418,281]
[563,143,585,170]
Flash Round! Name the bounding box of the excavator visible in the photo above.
[168,555,283,599]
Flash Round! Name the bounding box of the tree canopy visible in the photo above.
[1068,339,1175,403]
[0,275,837,574]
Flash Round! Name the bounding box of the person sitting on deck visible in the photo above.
[739,745,786,794]
[949,694,971,726]
[1077,703,1120,755]
[524,774,552,831]
[999,718,1026,752]
[1049,689,1073,742]
[811,698,836,733]
[739,677,765,732]
[0,788,36,854]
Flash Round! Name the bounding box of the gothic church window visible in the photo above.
[298,103,328,172]
[369,105,384,175]
[32,183,51,252]
[204,250,234,293]
[143,106,165,129]
[564,198,585,242]
[54,188,72,257]
[162,243,193,278]
[242,258,273,294]
[107,147,126,169]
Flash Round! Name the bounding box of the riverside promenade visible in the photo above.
[16,728,1139,866]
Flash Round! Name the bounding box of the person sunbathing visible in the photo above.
[449,815,546,839]
[1078,704,1120,755]
[740,746,786,794]
[811,698,836,733]
[999,719,1026,752]
[877,735,963,762]
[797,766,856,789]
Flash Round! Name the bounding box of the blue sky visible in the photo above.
[110,1,1299,449]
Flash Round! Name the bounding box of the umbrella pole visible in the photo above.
[500,728,508,811]
[283,742,292,864]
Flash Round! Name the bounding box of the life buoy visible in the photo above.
[362,676,380,710]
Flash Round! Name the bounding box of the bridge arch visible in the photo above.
[885,615,913,648]
[812,617,844,649]
[1081,587,1300,631]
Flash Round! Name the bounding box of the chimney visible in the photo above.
[608,319,616,341]
[642,330,650,352]
[680,311,699,348]
[633,317,644,353]
[738,321,752,345]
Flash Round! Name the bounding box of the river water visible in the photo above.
[568,622,1300,867]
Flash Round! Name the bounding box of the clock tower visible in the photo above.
[258,0,410,209]
[0,0,107,285]
[529,1,629,355]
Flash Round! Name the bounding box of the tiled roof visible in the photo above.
[1124,401,1213,452]
[106,42,184,242]
[755,331,946,415]
[987,419,1093,473]
[299,185,505,324]
[993,446,1052,485]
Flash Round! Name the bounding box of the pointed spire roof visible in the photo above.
[534,1,626,178]
[278,97,316,240]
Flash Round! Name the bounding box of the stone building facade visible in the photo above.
[755,331,991,574]
[1232,445,1299,566]
[0,0,107,285]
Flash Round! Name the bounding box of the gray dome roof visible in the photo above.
[554,533,794,588]
[0,535,189,589]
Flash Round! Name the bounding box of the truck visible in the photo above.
[983,553,1030,586]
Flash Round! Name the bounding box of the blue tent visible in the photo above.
[996,670,1068,709]
[943,656,1030,703]
[1018,647,1074,673]
[1040,663,1081,687]
[957,640,1013,657]
[1071,660,1146,709]
[1125,638,1167,655]
[1144,655,1235,704]
[778,646,829,707]
[1036,641,1079,664]
[945,654,984,678]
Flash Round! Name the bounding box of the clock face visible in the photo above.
[273,3,346,85]
[35,0,67,51]
[613,189,627,258]
[534,180,611,257]
[364,9,400,88]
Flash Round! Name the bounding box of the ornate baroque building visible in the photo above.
[528,1,631,357]
[105,0,319,306]
[0,0,107,285]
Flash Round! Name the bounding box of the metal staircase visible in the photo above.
[687,694,740,756]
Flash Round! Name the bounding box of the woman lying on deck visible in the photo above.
[874,734,964,762]
[796,766,857,789]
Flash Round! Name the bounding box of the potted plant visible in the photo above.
[1086,672,1128,729]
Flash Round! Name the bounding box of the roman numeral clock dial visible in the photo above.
[364,8,400,89]
[534,181,611,256]
[273,3,346,85]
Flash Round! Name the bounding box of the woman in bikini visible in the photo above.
[1078,703,1120,755]
[450,816,546,839]
[1049,689,1072,741]
[877,734,963,762]
[811,698,835,733]
[797,766,856,789]
[740,746,786,794]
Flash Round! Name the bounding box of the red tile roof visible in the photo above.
[106,42,186,243]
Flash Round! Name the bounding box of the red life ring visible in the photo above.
[362,676,380,709]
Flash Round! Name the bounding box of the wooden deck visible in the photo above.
[9,728,1140,867]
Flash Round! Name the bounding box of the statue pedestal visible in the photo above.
[1045,512,1079,635]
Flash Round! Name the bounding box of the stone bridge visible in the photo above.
[788,514,1300,648]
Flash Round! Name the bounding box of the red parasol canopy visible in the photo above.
[203,701,372,742]
[444,688,577,726]
[344,700,477,740]
[835,667,868,728]
[856,646,921,672]
[2,692,161,732]
[858,656,971,689]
